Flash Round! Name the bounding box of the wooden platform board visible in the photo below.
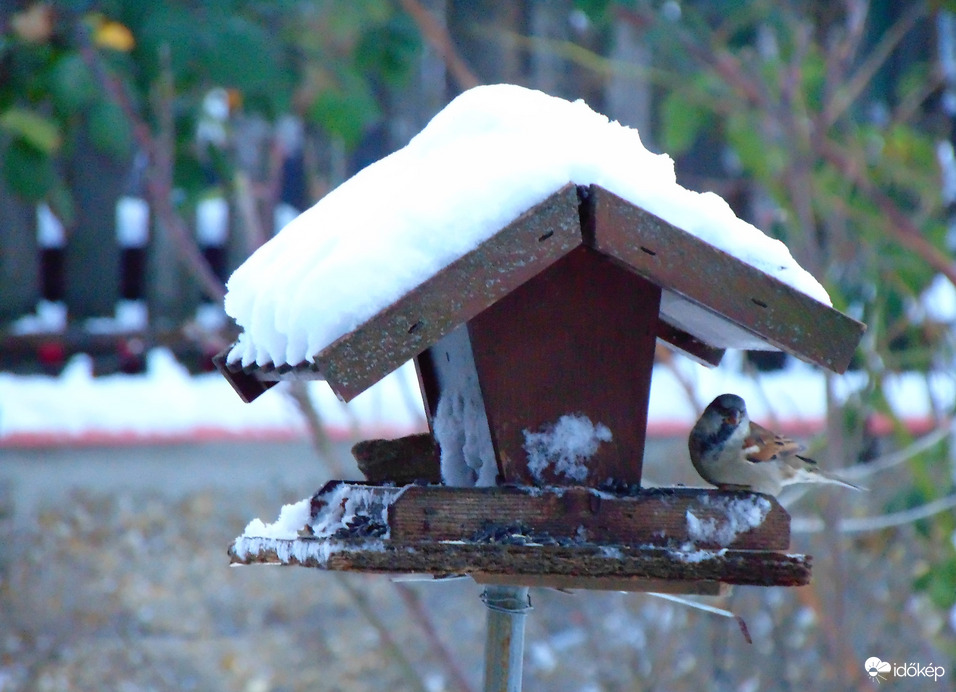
[228,483,811,593]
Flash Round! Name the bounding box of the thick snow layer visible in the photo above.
[523,414,613,483]
[225,83,830,369]
[242,498,311,540]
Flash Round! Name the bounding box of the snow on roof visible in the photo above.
[224,84,830,369]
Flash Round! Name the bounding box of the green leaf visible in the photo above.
[2,137,56,199]
[136,7,202,83]
[0,107,61,153]
[572,0,614,23]
[724,112,772,177]
[46,180,76,228]
[205,16,279,91]
[87,99,132,158]
[659,90,711,155]
[49,52,97,114]
[354,14,420,87]
[307,76,381,150]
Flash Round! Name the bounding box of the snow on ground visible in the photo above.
[0,348,427,446]
[225,83,830,369]
[1,347,949,448]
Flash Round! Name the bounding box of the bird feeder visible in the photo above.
[216,182,865,594]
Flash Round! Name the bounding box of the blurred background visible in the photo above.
[1,1,955,690]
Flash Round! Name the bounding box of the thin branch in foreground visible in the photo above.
[333,574,430,692]
[791,493,956,534]
[399,0,481,90]
[647,592,751,644]
[74,23,226,302]
[393,583,477,692]
[840,426,951,480]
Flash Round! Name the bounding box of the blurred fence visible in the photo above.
[0,2,657,377]
[0,184,299,376]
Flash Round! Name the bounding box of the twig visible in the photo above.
[840,425,950,480]
[334,574,430,692]
[399,0,481,90]
[822,2,929,127]
[654,345,704,415]
[647,592,751,644]
[233,170,269,251]
[74,23,226,302]
[285,380,352,478]
[393,583,477,692]
[817,137,956,287]
[792,493,956,534]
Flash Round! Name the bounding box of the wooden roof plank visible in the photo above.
[585,185,865,373]
[213,350,278,403]
[307,183,584,401]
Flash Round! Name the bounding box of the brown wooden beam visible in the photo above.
[655,319,724,367]
[387,485,790,551]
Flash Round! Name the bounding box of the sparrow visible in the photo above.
[688,393,861,496]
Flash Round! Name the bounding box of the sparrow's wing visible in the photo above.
[743,421,806,463]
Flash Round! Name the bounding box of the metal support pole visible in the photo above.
[481,585,532,692]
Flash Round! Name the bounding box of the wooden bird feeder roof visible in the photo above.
[219,182,865,593]
[218,183,863,403]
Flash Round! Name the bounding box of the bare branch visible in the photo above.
[393,583,477,692]
[792,493,956,534]
[399,0,481,90]
[817,138,956,288]
[822,2,929,127]
[841,426,950,480]
[74,23,226,302]
[285,381,353,478]
[334,574,431,692]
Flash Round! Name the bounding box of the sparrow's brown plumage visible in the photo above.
[689,393,861,496]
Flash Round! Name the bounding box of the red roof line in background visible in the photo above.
[0,416,942,449]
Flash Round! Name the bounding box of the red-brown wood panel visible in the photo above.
[468,245,661,486]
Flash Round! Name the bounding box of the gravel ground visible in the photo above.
[1,439,953,691]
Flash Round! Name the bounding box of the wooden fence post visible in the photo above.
[0,179,38,321]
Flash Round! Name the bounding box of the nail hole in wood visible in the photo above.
[640,246,657,256]
[408,320,423,334]
[752,298,768,308]
[538,230,554,242]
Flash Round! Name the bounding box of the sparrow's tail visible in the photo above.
[794,455,866,491]
[814,470,865,491]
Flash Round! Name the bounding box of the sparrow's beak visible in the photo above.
[723,412,740,427]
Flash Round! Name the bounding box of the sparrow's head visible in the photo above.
[705,393,747,430]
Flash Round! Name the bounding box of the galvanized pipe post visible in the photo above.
[481,585,532,692]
